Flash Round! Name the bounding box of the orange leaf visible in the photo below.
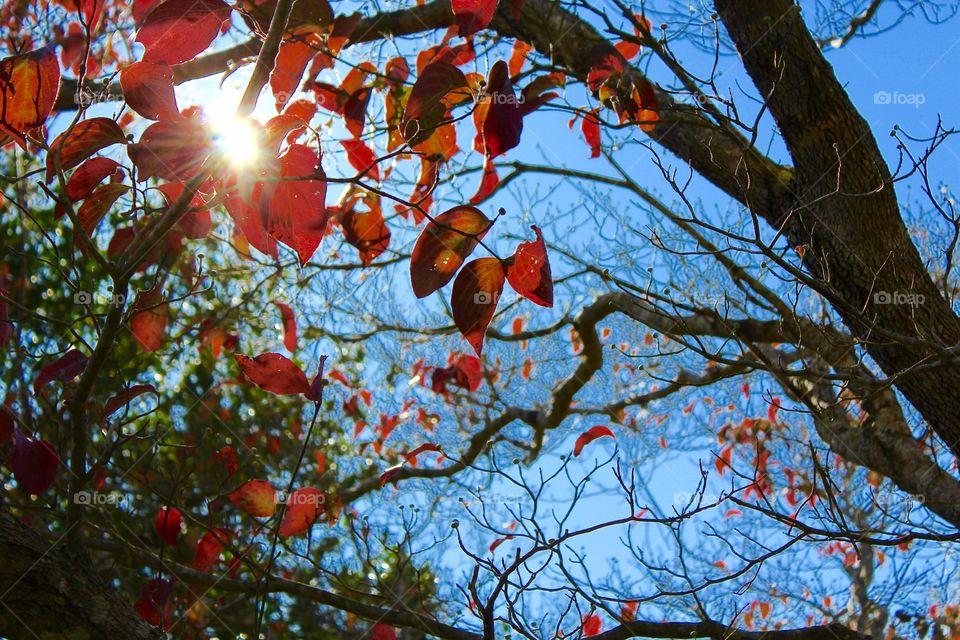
[278,487,325,537]
[506,225,552,307]
[228,479,277,517]
[0,47,60,148]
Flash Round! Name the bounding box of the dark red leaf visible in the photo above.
[273,301,298,352]
[403,61,468,142]
[452,0,500,35]
[120,61,180,121]
[573,425,615,457]
[506,225,552,307]
[156,181,212,239]
[481,60,522,158]
[154,506,182,545]
[11,431,59,494]
[235,352,311,396]
[214,446,239,476]
[370,623,398,640]
[452,257,506,355]
[0,407,13,443]
[410,205,491,298]
[33,348,87,395]
[134,578,174,628]
[66,157,121,201]
[404,442,441,465]
[136,0,231,65]
[46,117,127,182]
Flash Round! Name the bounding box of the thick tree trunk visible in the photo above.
[713,0,960,455]
[0,510,161,640]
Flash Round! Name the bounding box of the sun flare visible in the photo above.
[209,115,262,168]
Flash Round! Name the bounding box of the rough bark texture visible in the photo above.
[0,510,162,640]
[712,0,960,455]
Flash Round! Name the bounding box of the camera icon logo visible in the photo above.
[873,291,892,304]
[873,91,891,105]
[74,291,93,304]
[473,291,495,305]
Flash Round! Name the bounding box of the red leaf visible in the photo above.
[136,0,231,65]
[134,578,174,628]
[0,408,13,443]
[469,157,499,204]
[263,114,307,153]
[452,257,506,355]
[228,479,277,517]
[215,446,239,476]
[340,138,380,182]
[191,528,232,572]
[405,443,441,465]
[156,181,212,239]
[410,205,491,298]
[452,0,500,35]
[265,143,328,266]
[481,60,522,158]
[278,487,324,537]
[379,463,404,488]
[0,47,60,148]
[102,384,158,418]
[581,108,601,158]
[66,157,121,201]
[431,353,482,394]
[402,60,468,143]
[273,301,298,352]
[582,613,603,636]
[46,117,127,182]
[342,206,390,266]
[235,353,311,396]
[370,624,398,640]
[130,287,168,352]
[573,425,615,457]
[489,535,514,553]
[506,225,553,307]
[33,348,88,395]
[11,432,59,494]
[76,183,129,236]
[154,506,182,545]
[269,37,320,112]
[128,117,211,181]
[120,61,180,121]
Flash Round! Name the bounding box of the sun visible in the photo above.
[209,115,263,169]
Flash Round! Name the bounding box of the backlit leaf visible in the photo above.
[410,205,491,298]
[136,0,231,65]
[46,117,127,182]
[235,352,311,396]
[451,257,505,355]
[278,487,324,537]
[120,61,180,121]
[573,425,615,457]
[506,225,552,307]
[0,47,60,148]
[228,479,277,517]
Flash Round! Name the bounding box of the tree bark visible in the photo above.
[0,510,162,640]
